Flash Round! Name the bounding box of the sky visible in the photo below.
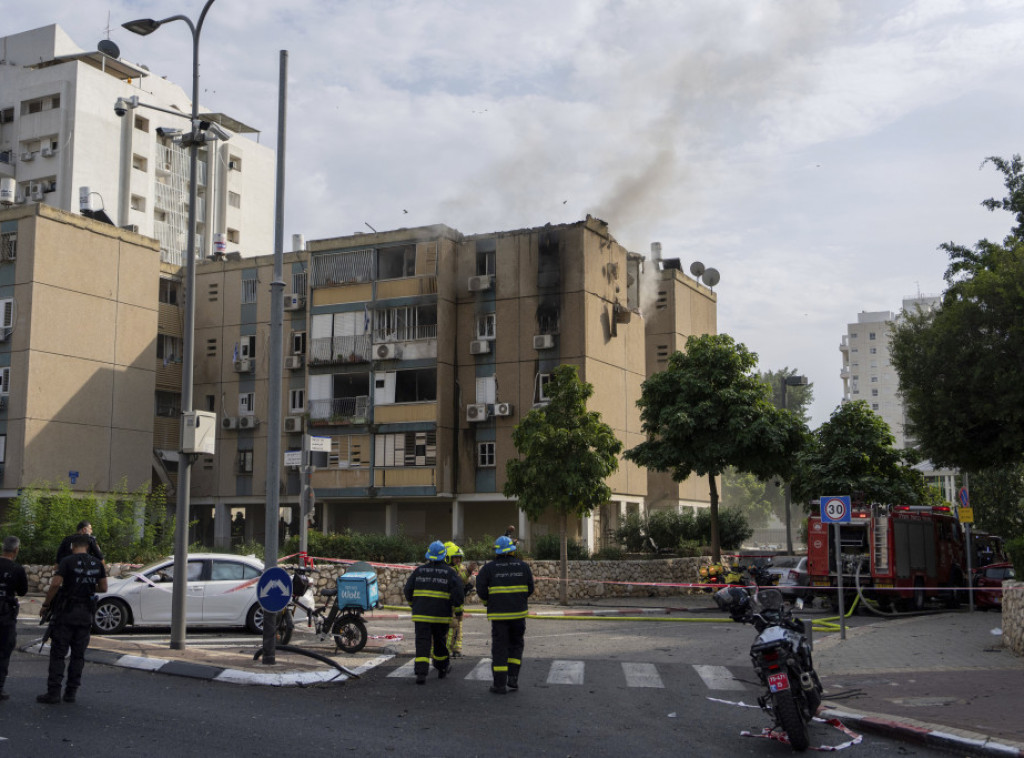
[9,1,1024,427]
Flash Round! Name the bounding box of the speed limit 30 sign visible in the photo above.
[820,495,852,523]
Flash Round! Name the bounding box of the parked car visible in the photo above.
[765,555,811,600]
[92,553,266,634]
[972,562,1015,610]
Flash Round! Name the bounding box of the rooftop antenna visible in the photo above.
[689,261,705,279]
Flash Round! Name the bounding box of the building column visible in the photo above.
[517,509,531,553]
[385,502,399,537]
[581,513,596,552]
[214,500,231,550]
[451,498,465,543]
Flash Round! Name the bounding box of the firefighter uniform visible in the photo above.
[476,536,534,694]
[444,541,475,657]
[404,541,464,684]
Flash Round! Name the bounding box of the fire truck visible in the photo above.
[806,503,968,611]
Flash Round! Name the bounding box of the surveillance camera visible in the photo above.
[114,98,128,117]
[156,127,184,139]
[201,121,232,142]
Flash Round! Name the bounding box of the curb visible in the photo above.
[821,703,1024,757]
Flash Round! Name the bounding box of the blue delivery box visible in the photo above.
[337,570,379,610]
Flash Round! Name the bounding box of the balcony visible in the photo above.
[308,395,370,426]
[309,334,372,366]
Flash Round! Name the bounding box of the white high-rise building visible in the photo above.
[0,24,274,264]
[839,296,939,449]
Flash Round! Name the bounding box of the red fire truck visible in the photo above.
[807,503,968,611]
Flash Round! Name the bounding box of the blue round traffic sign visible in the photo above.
[257,566,293,613]
[820,495,852,523]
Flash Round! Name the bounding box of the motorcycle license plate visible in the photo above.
[767,672,790,692]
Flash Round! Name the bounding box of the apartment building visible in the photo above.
[0,24,275,265]
[838,296,938,450]
[196,217,718,551]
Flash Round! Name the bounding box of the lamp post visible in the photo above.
[124,0,218,651]
[781,374,809,555]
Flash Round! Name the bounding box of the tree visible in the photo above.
[890,155,1024,470]
[624,334,807,562]
[503,364,622,605]
[791,400,939,508]
[964,465,1024,539]
[762,367,814,426]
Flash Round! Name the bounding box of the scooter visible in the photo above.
[715,586,823,752]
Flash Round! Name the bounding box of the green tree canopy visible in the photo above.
[890,155,1024,470]
[503,364,622,604]
[791,400,938,508]
[964,465,1024,539]
[624,334,806,561]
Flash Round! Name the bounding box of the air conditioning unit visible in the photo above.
[533,334,555,350]
[283,293,305,311]
[121,224,140,233]
[41,146,54,158]
[284,415,304,433]
[469,340,491,355]
[468,275,493,292]
[239,415,260,429]
[494,402,514,417]
[466,403,489,422]
[234,358,252,373]
[20,152,33,162]
[161,162,173,172]
[221,416,239,430]
[14,193,25,205]
[376,343,400,360]
[30,185,44,201]
[284,355,304,370]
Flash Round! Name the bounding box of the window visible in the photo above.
[241,279,257,304]
[331,435,366,468]
[292,270,307,294]
[476,375,496,404]
[476,313,496,340]
[155,391,181,417]
[228,155,242,171]
[0,367,9,395]
[310,249,374,287]
[289,388,305,414]
[228,191,241,208]
[0,232,16,261]
[377,244,416,280]
[0,108,13,124]
[134,114,149,132]
[239,335,256,360]
[292,331,306,355]
[156,333,183,363]
[537,373,552,403]
[237,450,254,473]
[850,332,858,339]
[477,442,496,468]
[205,394,215,412]
[227,228,240,244]
[869,347,877,354]
[375,431,437,467]
[393,368,436,403]
[374,304,436,341]
[238,392,254,416]
[159,279,180,305]
[871,403,879,410]
[475,238,496,276]
[871,389,879,397]
[130,194,146,212]
[537,305,560,335]
[869,332,876,340]
[132,154,148,172]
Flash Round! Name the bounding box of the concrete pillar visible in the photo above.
[581,514,595,552]
[214,500,231,550]
[385,502,399,536]
[451,498,465,542]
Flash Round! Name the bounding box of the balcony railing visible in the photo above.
[372,324,437,342]
[308,395,370,426]
[309,334,372,365]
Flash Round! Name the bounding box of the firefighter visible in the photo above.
[404,540,464,684]
[444,541,477,657]
[476,535,534,694]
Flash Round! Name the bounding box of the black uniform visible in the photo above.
[45,553,106,699]
[55,534,104,564]
[0,554,28,697]
[476,553,534,690]
[403,561,464,680]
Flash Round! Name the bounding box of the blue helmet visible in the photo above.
[425,540,447,562]
[494,535,516,555]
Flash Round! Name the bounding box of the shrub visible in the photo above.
[592,545,626,561]
[614,512,649,552]
[533,533,589,560]
[646,509,695,551]
[1006,536,1024,572]
[282,530,421,564]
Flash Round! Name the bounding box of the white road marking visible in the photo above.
[465,658,492,680]
[694,664,746,690]
[388,659,417,678]
[547,659,585,685]
[622,662,664,688]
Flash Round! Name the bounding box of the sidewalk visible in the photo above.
[17,594,1024,756]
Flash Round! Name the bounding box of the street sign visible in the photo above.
[958,486,970,509]
[959,507,974,524]
[256,566,292,613]
[820,495,852,523]
[284,450,302,467]
[309,435,330,452]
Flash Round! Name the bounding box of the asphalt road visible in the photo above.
[0,613,960,757]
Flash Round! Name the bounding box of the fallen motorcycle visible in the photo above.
[699,558,777,592]
[714,586,823,752]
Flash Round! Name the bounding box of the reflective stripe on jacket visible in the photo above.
[404,562,464,624]
[476,555,534,621]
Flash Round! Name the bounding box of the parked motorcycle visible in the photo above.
[699,558,777,592]
[714,586,823,752]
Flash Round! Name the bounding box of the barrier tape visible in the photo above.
[710,698,862,751]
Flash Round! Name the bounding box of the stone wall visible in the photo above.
[1003,580,1023,656]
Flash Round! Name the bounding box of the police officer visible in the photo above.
[0,536,28,702]
[476,535,534,694]
[55,521,104,565]
[37,534,107,704]
[404,540,464,685]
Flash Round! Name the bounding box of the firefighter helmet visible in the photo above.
[494,535,516,555]
[425,540,447,562]
[444,541,464,563]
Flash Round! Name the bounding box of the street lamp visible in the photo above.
[781,374,808,555]
[124,0,218,651]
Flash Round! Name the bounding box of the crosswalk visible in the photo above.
[385,657,753,692]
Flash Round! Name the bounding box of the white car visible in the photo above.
[92,553,268,635]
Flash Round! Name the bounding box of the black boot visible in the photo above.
[506,674,518,690]
[63,689,77,703]
[36,691,61,705]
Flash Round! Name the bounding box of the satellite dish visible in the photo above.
[689,261,705,277]
[701,268,720,288]
[98,39,121,58]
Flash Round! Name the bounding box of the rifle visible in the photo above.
[38,594,67,651]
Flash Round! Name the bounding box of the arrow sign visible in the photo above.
[256,566,292,613]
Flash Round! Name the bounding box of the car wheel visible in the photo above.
[246,603,265,634]
[93,598,130,634]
